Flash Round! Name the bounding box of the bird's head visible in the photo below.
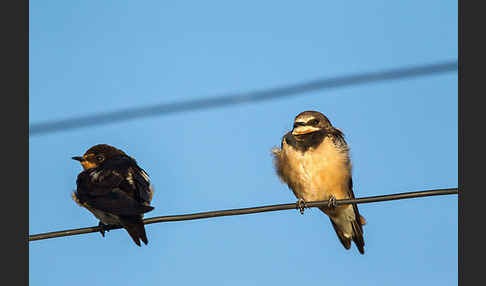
[72,144,127,170]
[291,110,333,137]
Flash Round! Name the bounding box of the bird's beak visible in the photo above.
[292,125,320,136]
[72,155,97,170]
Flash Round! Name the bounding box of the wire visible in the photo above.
[29,187,457,242]
[30,60,457,136]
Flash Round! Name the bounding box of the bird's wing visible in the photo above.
[129,167,153,205]
[75,156,154,216]
[347,177,365,253]
[85,187,154,216]
[348,177,366,229]
[331,132,364,228]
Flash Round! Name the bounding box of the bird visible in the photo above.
[271,111,366,254]
[72,144,155,246]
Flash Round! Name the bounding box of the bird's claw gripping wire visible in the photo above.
[297,198,307,215]
[327,195,337,209]
[98,222,110,237]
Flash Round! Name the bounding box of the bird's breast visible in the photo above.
[282,137,351,202]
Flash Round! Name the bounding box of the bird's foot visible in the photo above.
[98,222,110,237]
[297,198,307,215]
[327,195,337,209]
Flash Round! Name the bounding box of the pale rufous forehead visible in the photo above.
[295,114,318,123]
[294,111,331,125]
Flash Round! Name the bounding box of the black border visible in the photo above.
[459,0,482,285]
[458,0,462,283]
[5,0,28,284]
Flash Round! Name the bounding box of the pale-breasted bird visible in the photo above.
[72,144,155,246]
[271,111,366,254]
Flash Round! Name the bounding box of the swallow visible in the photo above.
[271,111,366,254]
[72,144,155,246]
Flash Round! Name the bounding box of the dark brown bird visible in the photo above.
[72,144,155,246]
[272,111,366,254]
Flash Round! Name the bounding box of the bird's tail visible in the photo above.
[120,216,149,247]
[324,205,366,254]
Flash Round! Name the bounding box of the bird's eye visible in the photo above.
[309,119,319,125]
[96,155,104,162]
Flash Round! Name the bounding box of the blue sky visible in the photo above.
[29,1,457,285]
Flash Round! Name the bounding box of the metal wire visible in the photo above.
[29,61,457,136]
[29,188,458,242]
